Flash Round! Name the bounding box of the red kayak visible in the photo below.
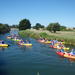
[56,51,75,60]
[56,51,64,57]
[50,45,53,48]
[37,40,45,43]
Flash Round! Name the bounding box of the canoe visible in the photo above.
[50,45,53,48]
[0,44,8,47]
[7,36,11,39]
[61,42,65,44]
[19,43,32,46]
[57,47,62,50]
[54,43,59,46]
[56,51,64,57]
[64,53,75,59]
[37,40,45,43]
[11,39,21,42]
[53,46,57,49]
[56,51,75,60]
[44,41,51,44]
[63,47,69,50]
[53,45,62,49]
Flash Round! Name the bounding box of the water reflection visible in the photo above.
[0,56,8,75]
[0,47,7,51]
[37,72,40,75]
[68,59,75,63]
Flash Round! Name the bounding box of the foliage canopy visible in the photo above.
[33,23,44,30]
[0,23,10,34]
[19,19,31,30]
[47,22,60,33]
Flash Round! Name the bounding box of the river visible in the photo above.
[0,29,75,75]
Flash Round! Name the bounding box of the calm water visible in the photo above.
[0,30,75,75]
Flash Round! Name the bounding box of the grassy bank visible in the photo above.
[19,29,75,46]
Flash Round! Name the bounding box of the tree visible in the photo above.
[60,26,66,31]
[10,25,19,28]
[0,23,10,34]
[19,19,31,30]
[4,24,10,32]
[47,22,60,33]
[33,23,44,30]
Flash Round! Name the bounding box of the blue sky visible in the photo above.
[0,0,75,27]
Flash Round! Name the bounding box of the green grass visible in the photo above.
[19,30,40,39]
[19,29,75,46]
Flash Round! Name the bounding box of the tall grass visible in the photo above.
[19,29,75,46]
[19,30,40,39]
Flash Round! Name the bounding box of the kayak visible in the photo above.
[53,46,57,49]
[7,36,11,39]
[57,47,62,50]
[0,44,8,47]
[64,53,75,59]
[63,47,69,50]
[11,39,21,42]
[56,51,64,57]
[37,40,45,43]
[44,41,51,44]
[19,43,32,46]
[50,45,53,48]
[52,45,62,49]
[54,43,59,46]
[61,42,65,44]
[56,51,75,60]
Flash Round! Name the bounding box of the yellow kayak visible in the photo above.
[0,44,8,47]
[7,36,11,39]
[20,43,32,46]
[64,53,75,59]
[44,41,51,44]
[63,47,69,50]
[54,43,59,46]
[61,42,65,44]
[12,39,21,42]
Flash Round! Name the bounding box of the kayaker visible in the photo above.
[61,45,65,49]
[0,40,5,44]
[14,37,17,40]
[60,49,64,52]
[2,40,4,44]
[25,40,29,43]
[57,45,60,49]
[28,40,31,43]
[25,40,31,43]
[61,40,64,42]
[0,40,2,44]
[69,49,75,55]
[20,39,24,43]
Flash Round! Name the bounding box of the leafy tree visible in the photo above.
[4,24,10,32]
[47,23,53,32]
[60,26,66,31]
[33,23,44,30]
[47,22,60,33]
[0,23,10,34]
[73,27,75,29]
[0,23,4,34]
[19,19,31,30]
[10,25,19,28]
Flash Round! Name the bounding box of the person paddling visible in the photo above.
[0,40,5,44]
[69,49,75,56]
